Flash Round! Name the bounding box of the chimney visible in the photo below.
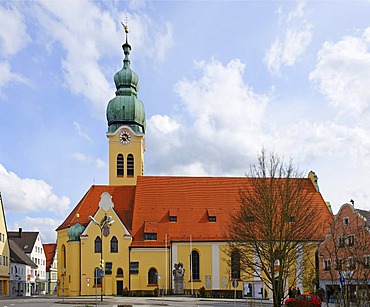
[18,227,22,238]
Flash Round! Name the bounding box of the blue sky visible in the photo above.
[1,0,370,243]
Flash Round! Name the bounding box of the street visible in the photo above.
[0,296,273,307]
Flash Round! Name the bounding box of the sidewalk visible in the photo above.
[53,295,273,306]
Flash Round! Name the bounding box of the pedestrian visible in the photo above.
[297,287,301,296]
[288,287,293,298]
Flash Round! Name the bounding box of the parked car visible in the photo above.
[285,294,322,306]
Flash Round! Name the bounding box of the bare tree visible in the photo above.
[226,150,328,307]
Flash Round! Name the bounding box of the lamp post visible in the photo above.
[89,214,114,302]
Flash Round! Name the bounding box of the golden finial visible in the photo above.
[121,14,129,34]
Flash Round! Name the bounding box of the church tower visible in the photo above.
[106,24,146,186]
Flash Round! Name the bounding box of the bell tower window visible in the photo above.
[127,154,134,177]
[117,154,124,177]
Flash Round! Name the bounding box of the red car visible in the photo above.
[285,294,322,306]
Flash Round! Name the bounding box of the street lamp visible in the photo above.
[89,214,115,302]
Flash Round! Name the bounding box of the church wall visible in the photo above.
[67,241,80,296]
[171,242,231,292]
[56,229,68,297]
[79,207,132,296]
[129,248,170,291]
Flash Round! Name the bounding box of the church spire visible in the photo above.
[106,22,146,134]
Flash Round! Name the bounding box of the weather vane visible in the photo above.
[121,14,129,34]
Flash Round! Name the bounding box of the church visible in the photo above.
[56,26,333,298]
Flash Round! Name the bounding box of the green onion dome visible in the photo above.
[106,35,146,134]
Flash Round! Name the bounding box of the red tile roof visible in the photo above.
[43,243,56,271]
[57,176,333,247]
[56,185,136,231]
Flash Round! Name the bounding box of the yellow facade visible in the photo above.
[0,195,9,296]
[57,217,319,298]
[57,206,132,296]
[107,126,145,186]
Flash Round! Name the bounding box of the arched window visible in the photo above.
[110,236,118,253]
[231,250,241,279]
[191,250,200,280]
[148,268,158,285]
[117,154,124,177]
[94,267,101,286]
[94,236,102,253]
[127,154,134,177]
[61,244,66,269]
[116,268,123,277]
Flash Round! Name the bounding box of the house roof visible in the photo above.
[355,208,370,227]
[130,176,333,246]
[9,239,37,268]
[43,243,57,271]
[58,176,333,248]
[8,230,38,253]
[56,185,136,231]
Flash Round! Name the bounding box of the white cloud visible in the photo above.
[309,27,370,115]
[13,216,62,243]
[128,0,148,11]
[72,152,106,169]
[0,5,31,57]
[175,59,269,139]
[33,1,173,116]
[0,61,28,90]
[155,22,174,62]
[265,2,312,75]
[0,164,70,215]
[73,121,92,141]
[34,0,117,115]
[146,59,270,176]
[166,162,209,177]
[287,1,306,22]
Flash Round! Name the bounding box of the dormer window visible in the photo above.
[207,209,216,222]
[144,221,158,241]
[169,210,177,222]
[144,233,157,240]
[343,217,349,226]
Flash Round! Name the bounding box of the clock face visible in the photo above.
[119,131,131,144]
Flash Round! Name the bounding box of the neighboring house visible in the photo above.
[9,239,37,296]
[8,229,47,295]
[319,203,370,303]
[43,243,57,294]
[0,193,10,296]
[56,29,334,299]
